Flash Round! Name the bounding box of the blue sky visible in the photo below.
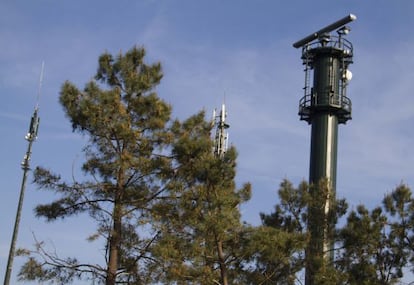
[2,1,414,283]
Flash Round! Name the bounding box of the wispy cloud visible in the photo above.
[337,40,414,204]
[0,111,27,122]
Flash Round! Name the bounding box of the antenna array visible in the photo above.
[212,103,229,157]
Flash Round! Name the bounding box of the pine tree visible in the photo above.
[18,46,173,285]
[255,180,309,284]
[337,184,413,284]
[150,112,251,284]
[382,184,414,270]
[258,179,347,284]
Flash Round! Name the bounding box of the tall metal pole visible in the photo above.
[293,16,355,285]
[4,64,43,285]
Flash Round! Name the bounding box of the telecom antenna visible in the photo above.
[293,15,356,285]
[4,62,43,285]
[212,103,230,158]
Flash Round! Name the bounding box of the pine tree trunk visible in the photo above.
[106,158,126,285]
[216,239,228,285]
[107,202,122,285]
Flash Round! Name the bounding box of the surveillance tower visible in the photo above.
[293,15,356,285]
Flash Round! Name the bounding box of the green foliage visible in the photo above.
[20,46,255,285]
[18,44,414,285]
[256,180,310,284]
[382,184,414,267]
[259,179,349,284]
[151,112,252,285]
[240,225,306,285]
[19,46,173,285]
[338,205,396,284]
[336,185,414,284]
[261,179,309,233]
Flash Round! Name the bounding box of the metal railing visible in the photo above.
[301,35,353,62]
[299,91,352,123]
[299,92,351,110]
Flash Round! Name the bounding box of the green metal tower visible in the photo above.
[293,14,356,285]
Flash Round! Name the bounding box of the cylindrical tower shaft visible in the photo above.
[294,16,355,285]
[309,114,338,189]
[309,52,342,189]
[306,42,352,285]
[306,51,343,281]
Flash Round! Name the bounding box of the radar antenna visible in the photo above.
[293,14,356,48]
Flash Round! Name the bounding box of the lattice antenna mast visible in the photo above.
[4,62,43,285]
[212,103,230,158]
